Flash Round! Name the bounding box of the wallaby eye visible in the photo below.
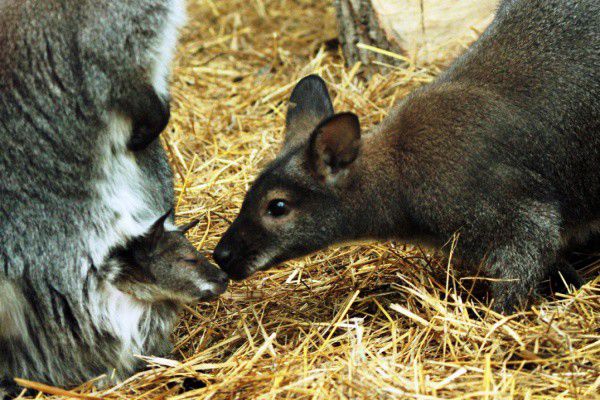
[266,199,290,217]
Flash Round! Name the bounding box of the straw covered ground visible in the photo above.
[18,0,599,399]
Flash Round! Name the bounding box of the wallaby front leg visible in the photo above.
[546,258,584,294]
[487,247,558,313]
[481,208,562,313]
[119,84,171,151]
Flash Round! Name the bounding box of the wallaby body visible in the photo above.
[215,0,599,312]
[0,0,224,393]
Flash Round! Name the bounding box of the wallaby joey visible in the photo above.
[215,0,599,313]
[1,0,193,393]
[105,210,229,304]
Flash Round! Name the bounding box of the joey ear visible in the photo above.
[284,75,334,150]
[149,209,173,247]
[179,219,200,233]
[308,112,361,183]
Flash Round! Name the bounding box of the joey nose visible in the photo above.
[210,268,229,289]
[199,265,228,300]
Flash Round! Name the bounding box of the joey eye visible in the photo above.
[266,199,290,217]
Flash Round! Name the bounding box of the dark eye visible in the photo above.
[266,199,290,217]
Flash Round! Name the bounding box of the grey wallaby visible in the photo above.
[1,212,228,396]
[214,0,599,313]
[0,0,226,395]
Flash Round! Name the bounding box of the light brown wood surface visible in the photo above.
[335,0,499,71]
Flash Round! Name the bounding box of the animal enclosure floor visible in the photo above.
[21,0,599,399]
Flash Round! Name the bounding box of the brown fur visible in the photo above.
[215,0,598,312]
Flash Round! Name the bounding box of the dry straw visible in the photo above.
[15,0,599,398]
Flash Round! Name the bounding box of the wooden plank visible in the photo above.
[335,0,499,72]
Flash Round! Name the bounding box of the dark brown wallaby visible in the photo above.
[214,0,599,313]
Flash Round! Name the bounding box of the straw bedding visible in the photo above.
[15,0,599,398]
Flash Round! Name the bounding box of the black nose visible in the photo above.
[213,245,232,268]
[209,270,228,295]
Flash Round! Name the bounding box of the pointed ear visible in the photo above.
[179,219,200,233]
[308,112,361,183]
[149,209,172,247]
[284,75,334,151]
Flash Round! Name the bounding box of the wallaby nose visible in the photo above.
[201,265,228,299]
[213,245,232,268]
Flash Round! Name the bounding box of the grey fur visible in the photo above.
[0,0,194,394]
[215,0,599,312]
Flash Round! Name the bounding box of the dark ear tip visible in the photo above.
[180,219,201,233]
[285,74,335,148]
[161,208,174,224]
[291,75,328,97]
[298,74,326,85]
[151,208,173,231]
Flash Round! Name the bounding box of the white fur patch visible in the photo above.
[251,249,278,274]
[150,0,187,97]
[91,283,146,367]
[102,284,145,345]
[88,114,158,267]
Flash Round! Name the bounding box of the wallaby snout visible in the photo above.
[214,216,262,280]
[190,256,229,300]
[214,223,254,280]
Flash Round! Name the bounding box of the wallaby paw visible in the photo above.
[127,91,171,151]
[128,99,171,151]
[490,283,531,314]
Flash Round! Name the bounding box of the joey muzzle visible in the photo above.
[199,262,229,299]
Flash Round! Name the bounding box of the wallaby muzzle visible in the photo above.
[213,226,252,280]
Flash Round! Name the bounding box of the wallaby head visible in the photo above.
[111,210,228,303]
[214,75,389,280]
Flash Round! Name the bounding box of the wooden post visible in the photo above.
[334,0,499,72]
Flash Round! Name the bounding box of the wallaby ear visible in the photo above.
[309,112,361,183]
[149,209,173,247]
[284,75,334,151]
[179,219,200,233]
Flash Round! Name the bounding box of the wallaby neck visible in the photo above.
[349,124,411,240]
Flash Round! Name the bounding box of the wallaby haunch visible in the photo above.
[0,0,226,395]
[215,0,599,313]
